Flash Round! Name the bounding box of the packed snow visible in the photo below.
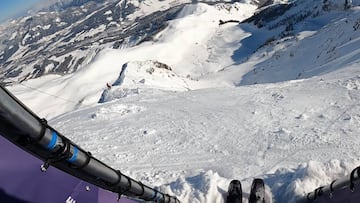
[5,1,360,203]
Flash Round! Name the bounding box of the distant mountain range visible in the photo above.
[0,0,353,84]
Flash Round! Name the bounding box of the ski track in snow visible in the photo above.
[6,2,360,202]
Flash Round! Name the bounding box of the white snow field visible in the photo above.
[6,1,360,202]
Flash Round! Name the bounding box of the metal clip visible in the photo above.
[40,161,50,172]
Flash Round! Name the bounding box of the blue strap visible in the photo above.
[46,131,58,150]
[151,190,157,200]
[154,192,162,202]
[68,147,78,163]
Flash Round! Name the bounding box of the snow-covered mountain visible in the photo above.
[0,0,185,83]
[2,0,360,202]
[1,0,354,84]
[0,0,271,84]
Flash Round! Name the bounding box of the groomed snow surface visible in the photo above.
[6,2,360,203]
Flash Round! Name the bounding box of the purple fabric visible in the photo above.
[0,136,137,203]
[98,188,138,203]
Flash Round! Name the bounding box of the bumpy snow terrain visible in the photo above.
[3,0,360,202]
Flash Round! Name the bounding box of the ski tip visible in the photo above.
[249,178,265,203]
[227,180,242,203]
[230,179,241,185]
[252,178,264,185]
[228,180,241,192]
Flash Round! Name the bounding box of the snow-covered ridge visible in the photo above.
[98,60,192,103]
[3,1,360,202]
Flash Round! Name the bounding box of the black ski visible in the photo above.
[249,178,265,203]
[226,179,242,203]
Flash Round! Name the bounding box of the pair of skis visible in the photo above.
[226,179,265,203]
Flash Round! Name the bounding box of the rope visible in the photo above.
[6,78,78,104]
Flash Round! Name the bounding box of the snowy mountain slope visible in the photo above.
[0,0,263,84]
[232,0,360,85]
[199,0,360,86]
[0,0,186,83]
[2,0,354,85]
[7,2,257,118]
[3,0,360,203]
[48,63,360,202]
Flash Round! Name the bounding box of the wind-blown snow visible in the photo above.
[6,2,360,203]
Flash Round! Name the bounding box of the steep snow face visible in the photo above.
[201,0,360,86]
[4,1,360,203]
[152,3,257,78]
[236,8,360,85]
